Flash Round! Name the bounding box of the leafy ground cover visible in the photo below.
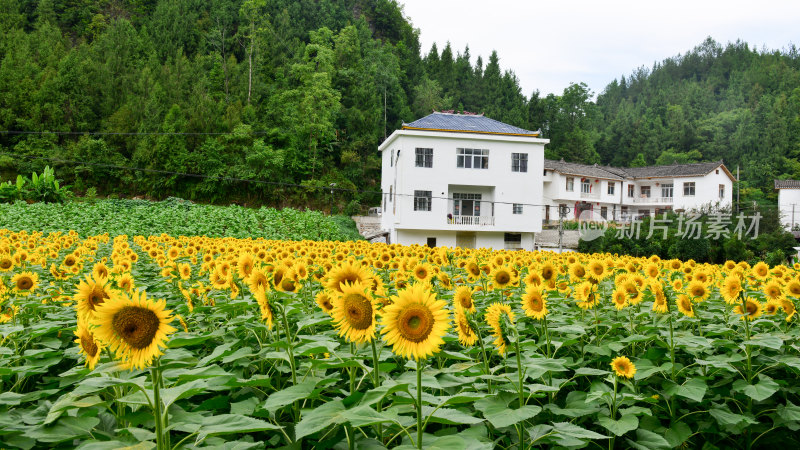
[0,199,362,241]
[1,230,800,449]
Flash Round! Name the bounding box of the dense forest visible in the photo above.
[0,0,799,210]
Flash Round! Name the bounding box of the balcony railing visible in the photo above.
[448,215,495,226]
[632,196,673,204]
[580,191,600,199]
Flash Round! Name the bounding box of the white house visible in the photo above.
[775,180,800,231]
[379,112,549,250]
[542,159,735,223]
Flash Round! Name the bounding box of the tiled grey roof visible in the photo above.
[403,112,539,136]
[544,159,730,180]
[775,180,800,189]
[618,160,726,179]
[543,159,623,180]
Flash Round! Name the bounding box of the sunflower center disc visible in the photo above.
[0,259,11,269]
[81,333,99,357]
[112,306,161,349]
[17,278,32,290]
[343,294,373,330]
[398,305,434,343]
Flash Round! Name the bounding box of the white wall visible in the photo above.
[380,130,547,243]
[779,189,800,231]
[396,230,535,251]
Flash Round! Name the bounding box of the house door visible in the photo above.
[545,205,550,222]
[456,232,476,249]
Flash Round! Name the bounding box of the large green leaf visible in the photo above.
[262,379,320,413]
[625,429,671,450]
[171,413,281,443]
[474,396,540,428]
[732,376,779,402]
[597,414,639,436]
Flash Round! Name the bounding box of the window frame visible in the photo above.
[456,148,489,169]
[566,177,574,192]
[661,183,674,199]
[627,184,635,197]
[683,182,696,196]
[607,182,615,195]
[413,190,432,211]
[640,186,651,198]
[581,180,591,194]
[511,153,528,172]
[415,148,433,168]
[719,184,725,199]
[512,203,523,215]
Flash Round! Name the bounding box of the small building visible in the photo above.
[542,159,735,223]
[379,112,548,250]
[775,180,800,232]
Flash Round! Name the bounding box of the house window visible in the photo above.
[627,184,634,197]
[600,206,607,219]
[413,190,431,211]
[415,148,433,168]
[566,177,574,191]
[513,204,523,215]
[456,148,489,169]
[504,233,522,250]
[608,182,615,195]
[661,183,673,198]
[716,169,719,174]
[453,193,482,216]
[581,180,591,194]
[683,182,695,196]
[621,206,629,218]
[511,153,528,172]
[719,184,725,198]
[543,169,548,175]
[638,209,651,218]
[426,237,437,247]
[640,186,651,198]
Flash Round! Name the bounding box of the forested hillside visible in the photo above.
[0,1,798,208]
[0,0,532,208]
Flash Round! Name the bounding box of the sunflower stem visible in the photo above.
[473,322,493,394]
[151,361,166,450]
[668,313,676,382]
[370,339,384,443]
[416,358,424,450]
[740,292,753,383]
[514,338,525,450]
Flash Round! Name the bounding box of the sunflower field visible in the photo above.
[2,229,800,449]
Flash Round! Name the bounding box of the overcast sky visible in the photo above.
[399,0,800,97]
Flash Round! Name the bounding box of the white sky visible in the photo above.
[399,0,800,97]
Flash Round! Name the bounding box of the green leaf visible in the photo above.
[574,367,609,376]
[626,429,671,450]
[776,400,800,421]
[0,392,25,406]
[597,414,639,436]
[421,405,483,425]
[709,405,758,432]
[475,395,540,427]
[359,382,410,407]
[747,335,783,350]
[160,379,213,408]
[171,413,280,443]
[664,422,692,448]
[340,405,396,427]
[262,379,320,413]
[672,378,708,402]
[732,376,779,402]
[551,421,609,443]
[295,400,346,440]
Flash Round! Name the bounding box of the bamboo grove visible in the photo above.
[2,229,800,448]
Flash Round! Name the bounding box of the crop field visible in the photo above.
[1,229,800,449]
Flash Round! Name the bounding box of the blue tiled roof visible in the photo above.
[402,112,539,136]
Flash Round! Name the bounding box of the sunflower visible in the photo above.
[251,287,274,329]
[116,273,135,292]
[587,259,606,281]
[464,260,482,281]
[521,285,547,320]
[381,284,450,360]
[686,280,709,302]
[178,263,192,280]
[326,262,373,294]
[610,356,636,378]
[331,281,377,344]
[651,284,668,314]
[569,263,587,281]
[763,301,780,315]
[485,302,515,356]
[412,263,434,283]
[490,265,517,290]
[751,262,769,280]
[721,276,742,304]
[11,271,39,296]
[676,294,695,318]
[612,288,629,310]
[453,286,475,313]
[763,281,785,302]
[91,289,176,370]
[786,280,800,298]
[454,307,477,347]
[540,263,557,283]
[781,298,796,322]
[92,262,110,280]
[74,319,102,370]
[75,275,115,321]
[315,290,335,315]
[0,255,13,272]
[237,253,255,280]
[734,297,762,321]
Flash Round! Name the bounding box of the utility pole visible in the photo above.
[792,203,796,230]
